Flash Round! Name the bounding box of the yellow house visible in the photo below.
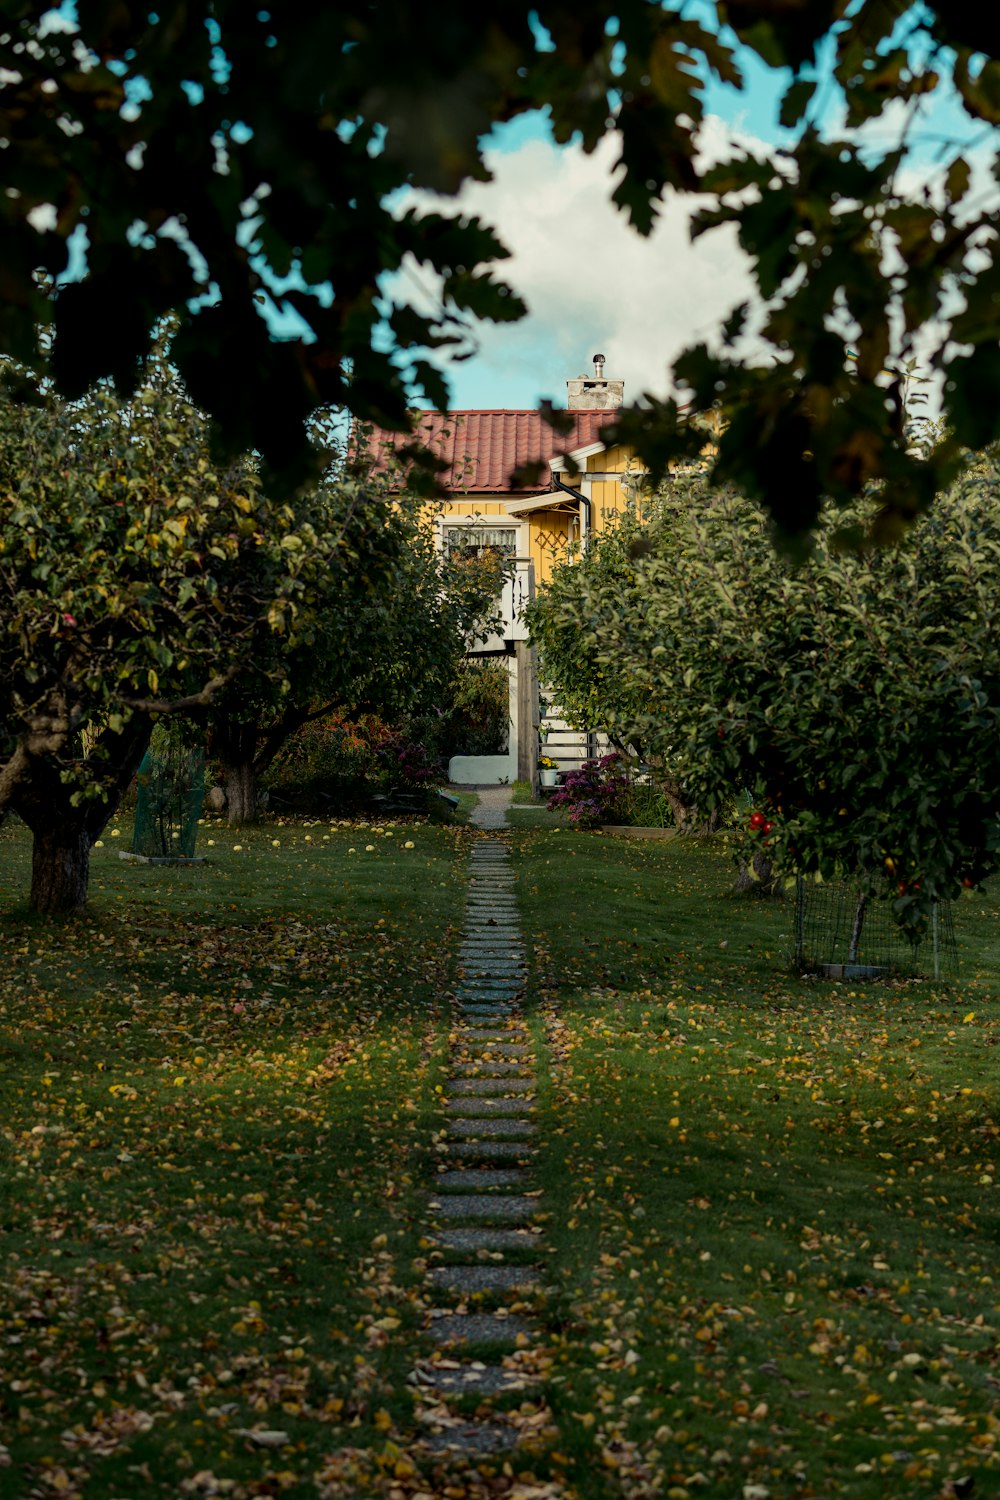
[368,357,643,782]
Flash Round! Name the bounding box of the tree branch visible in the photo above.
[123,666,241,715]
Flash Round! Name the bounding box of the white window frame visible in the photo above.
[437,514,527,560]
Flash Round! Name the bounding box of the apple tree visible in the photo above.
[0,356,361,913]
[205,497,505,825]
[529,460,1000,929]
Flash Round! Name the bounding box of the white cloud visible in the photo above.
[400,121,764,407]
[395,104,997,411]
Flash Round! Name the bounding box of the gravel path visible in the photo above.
[466,784,515,830]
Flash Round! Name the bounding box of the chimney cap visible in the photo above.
[593,352,606,375]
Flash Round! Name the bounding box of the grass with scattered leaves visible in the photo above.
[515,829,1000,1500]
[6,809,999,1499]
[0,813,465,1498]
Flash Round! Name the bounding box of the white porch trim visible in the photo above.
[503,492,578,516]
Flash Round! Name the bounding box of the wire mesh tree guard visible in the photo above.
[792,876,958,981]
[129,740,207,863]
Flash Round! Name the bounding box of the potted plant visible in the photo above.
[538,754,559,789]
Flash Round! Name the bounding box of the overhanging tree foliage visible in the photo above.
[4,4,999,534]
[0,355,359,914]
[529,461,1000,930]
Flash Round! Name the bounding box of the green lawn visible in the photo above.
[514,829,1000,1499]
[3,814,1000,1498]
[0,813,465,1498]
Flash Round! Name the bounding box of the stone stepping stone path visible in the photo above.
[413,800,550,1465]
[444,1139,534,1162]
[427,1264,541,1293]
[435,1167,527,1190]
[452,1057,529,1073]
[447,1078,534,1096]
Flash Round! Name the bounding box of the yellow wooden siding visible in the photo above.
[436,499,509,518]
[586,445,648,532]
[524,511,571,585]
[590,443,633,474]
[586,478,613,533]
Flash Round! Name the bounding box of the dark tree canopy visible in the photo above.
[3,2,1000,532]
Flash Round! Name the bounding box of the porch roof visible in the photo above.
[503,491,580,516]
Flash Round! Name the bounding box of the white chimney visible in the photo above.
[566,352,623,410]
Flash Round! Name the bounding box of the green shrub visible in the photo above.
[262,715,393,812]
[444,658,510,756]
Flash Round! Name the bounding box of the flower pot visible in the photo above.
[539,768,558,788]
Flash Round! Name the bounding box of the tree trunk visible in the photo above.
[643,755,709,833]
[847,892,868,962]
[208,718,261,825]
[226,758,257,826]
[733,848,782,897]
[30,824,91,915]
[12,716,152,914]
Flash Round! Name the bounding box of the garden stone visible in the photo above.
[434,1168,530,1190]
[434,1167,530,1189]
[458,968,526,981]
[457,1028,528,1043]
[418,1420,520,1455]
[455,1041,528,1056]
[458,953,522,963]
[458,936,524,948]
[458,998,522,1009]
[457,984,522,997]
[431,1226,541,1252]
[443,1140,535,1162]
[461,996,522,1007]
[458,953,523,964]
[458,975,521,987]
[457,1008,518,1022]
[455,1036,528,1050]
[446,1118,536,1139]
[426,1265,541,1293]
[444,1097,534,1116]
[455,1043,532,1058]
[457,1002,522,1015]
[459,935,523,946]
[451,1060,533,1077]
[426,1312,534,1346]
[459,1035,530,1048]
[447,1079,533,1096]
[431,1193,536,1222]
[412,1364,537,1396]
[457,986,521,997]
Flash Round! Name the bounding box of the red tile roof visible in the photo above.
[363,408,619,493]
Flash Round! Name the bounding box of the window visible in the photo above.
[442,525,519,560]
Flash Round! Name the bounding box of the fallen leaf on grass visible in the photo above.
[234,1427,290,1448]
